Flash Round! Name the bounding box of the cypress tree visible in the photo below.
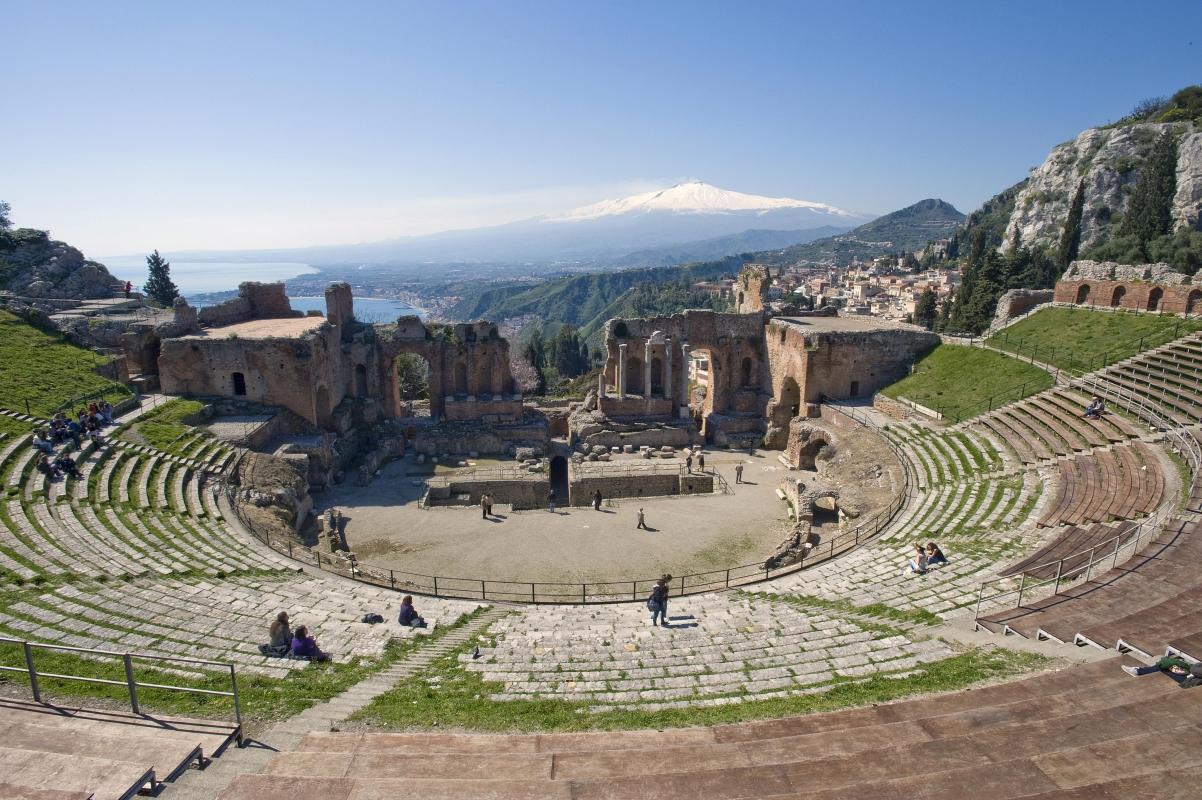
[1118,131,1178,247]
[143,250,180,306]
[1057,180,1085,267]
[913,289,938,330]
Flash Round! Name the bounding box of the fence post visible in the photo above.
[582,584,586,604]
[390,570,396,590]
[1053,559,1063,595]
[23,642,40,703]
[533,583,537,603]
[229,665,244,746]
[1016,573,1026,608]
[481,580,486,600]
[123,653,140,715]
[433,576,438,595]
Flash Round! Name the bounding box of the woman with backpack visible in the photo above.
[648,574,672,627]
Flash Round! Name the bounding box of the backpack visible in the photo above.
[361,613,384,624]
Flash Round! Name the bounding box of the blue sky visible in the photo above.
[2,1,1199,256]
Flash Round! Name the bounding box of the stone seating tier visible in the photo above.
[216,656,1202,800]
[1036,442,1164,528]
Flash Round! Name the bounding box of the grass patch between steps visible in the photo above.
[118,398,208,456]
[348,637,1049,733]
[880,345,1053,422]
[0,595,487,734]
[748,591,943,628]
[986,307,1202,375]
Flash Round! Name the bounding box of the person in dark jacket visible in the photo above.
[649,574,672,627]
[398,595,426,628]
[1123,656,1202,687]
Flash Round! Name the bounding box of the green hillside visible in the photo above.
[0,310,132,417]
[756,199,964,267]
[447,256,743,334]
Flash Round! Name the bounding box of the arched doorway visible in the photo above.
[1188,290,1202,315]
[1147,287,1163,312]
[394,353,431,417]
[780,376,801,418]
[1110,286,1126,307]
[1076,284,1091,304]
[741,357,753,387]
[549,456,569,505]
[626,356,644,395]
[232,372,247,396]
[354,364,368,398]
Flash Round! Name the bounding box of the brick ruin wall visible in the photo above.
[197,282,303,327]
[1054,259,1202,315]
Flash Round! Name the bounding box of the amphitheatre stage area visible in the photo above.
[316,418,901,587]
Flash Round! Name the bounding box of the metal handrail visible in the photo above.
[225,401,913,605]
[972,355,1201,621]
[0,635,243,745]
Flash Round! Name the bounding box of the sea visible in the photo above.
[103,259,427,320]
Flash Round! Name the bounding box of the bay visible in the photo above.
[107,260,319,295]
[287,296,427,321]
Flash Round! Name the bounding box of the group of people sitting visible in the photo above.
[1083,395,1106,420]
[906,542,948,574]
[32,403,114,455]
[261,596,428,662]
[31,403,115,480]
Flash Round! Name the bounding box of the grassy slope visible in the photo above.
[986,307,1202,374]
[0,311,132,416]
[119,398,206,455]
[881,344,1053,420]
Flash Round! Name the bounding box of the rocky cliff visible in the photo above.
[1003,122,1202,253]
[0,228,122,300]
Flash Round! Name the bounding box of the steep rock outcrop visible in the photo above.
[0,229,121,300]
[1003,123,1201,253]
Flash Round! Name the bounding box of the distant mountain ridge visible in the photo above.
[104,181,871,270]
[755,198,965,266]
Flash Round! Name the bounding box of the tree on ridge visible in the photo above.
[144,250,180,306]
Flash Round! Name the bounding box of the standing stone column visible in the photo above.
[618,343,628,397]
[643,341,653,400]
[663,338,672,403]
[598,366,607,399]
[679,342,691,418]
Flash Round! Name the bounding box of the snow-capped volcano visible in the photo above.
[551,180,857,221]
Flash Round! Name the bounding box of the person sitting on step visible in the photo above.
[1083,395,1105,419]
[99,401,115,425]
[261,612,292,657]
[925,542,948,567]
[398,595,427,628]
[52,455,80,479]
[32,430,54,455]
[36,455,60,479]
[1122,656,1202,688]
[290,624,329,662]
[906,543,928,575]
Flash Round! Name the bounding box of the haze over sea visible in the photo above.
[102,259,426,319]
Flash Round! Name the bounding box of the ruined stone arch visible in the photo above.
[1076,283,1091,304]
[1110,285,1126,307]
[1188,289,1202,315]
[786,421,834,471]
[1147,287,1164,312]
[779,376,801,417]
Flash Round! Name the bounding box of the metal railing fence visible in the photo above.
[225,401,914,605]
[972,362,1201,622]
[0,636,243,745]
